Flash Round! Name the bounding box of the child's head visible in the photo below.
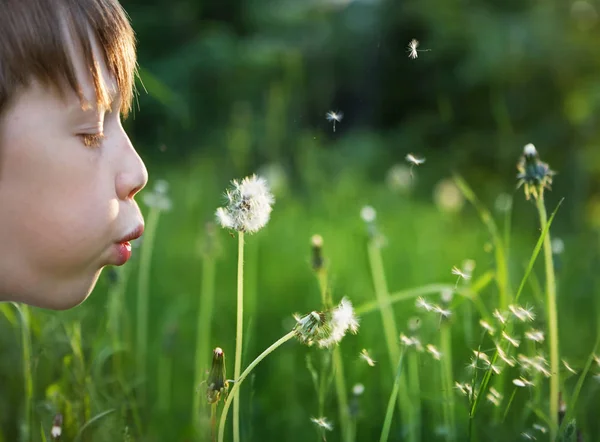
[0,0,148,309]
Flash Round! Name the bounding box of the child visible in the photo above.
[0,0,148,310]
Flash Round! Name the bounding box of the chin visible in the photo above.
[30,269,102,310]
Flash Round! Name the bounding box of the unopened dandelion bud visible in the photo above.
[311,234,324,271]
[51,413,63,440]
[215,174,274,234]
[206,347,229,404]
[517,143,555,200]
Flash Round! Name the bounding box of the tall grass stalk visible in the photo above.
[136,206,161,404]
[535,194,559,438]
[454,175,511,310]
[193,254,217,430]
[106,266,132,389]
[157,352,172,413]
[366,241,414,442]
[233,230,245,442]
[440,324,455,441]
[15,304,33,442]
[468,198,563,441]
[407,350,421,442]
[379,348,406,442]
[218,330,296,442]
[332,346,351,442]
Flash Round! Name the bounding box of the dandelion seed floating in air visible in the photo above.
[427,344,442,360]
[563,360,577,375]
[311,416,333,431]
[326,110,343,132]
[406,39,431,59]
[360,349,376,367]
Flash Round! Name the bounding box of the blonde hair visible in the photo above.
[0,0,137,117]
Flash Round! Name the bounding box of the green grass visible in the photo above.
[1,154,599,442]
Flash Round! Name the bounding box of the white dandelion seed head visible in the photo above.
[311,234,324,248]
[215,174,275,234]
[406,153,426,165]
[524,143,538,157]
[316,297,359,348]
[353,383,365,396]
[551,238,565,255]
[51,426,62,438]
[360,205,377,223]
[311,417,333,431]
[142,180,173,211]
[326,110,343,123]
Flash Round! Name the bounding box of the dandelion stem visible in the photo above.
[136,206,161,405]
[440,324,455,441]
[211,403,218,442]
[332,346,351,442]
[367,241,414,442]
[193,254,217,430]
[218,330,296,442]
[233,231,245,442]
[536,194,559,438]
[407,351,421,442]
[379,349,406,442]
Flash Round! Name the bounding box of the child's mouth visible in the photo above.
[113,241,132,265]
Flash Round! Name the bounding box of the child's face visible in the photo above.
[0,28,148,310]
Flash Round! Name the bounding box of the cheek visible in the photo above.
[0,128,118,272]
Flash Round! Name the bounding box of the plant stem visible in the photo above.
[218,330,296,442]
[16,305,33,442]
[157,352,172,413]
[379,349,406,442]
[233,231,245,442]
[367,241,414,442]
[536,194,559,438]
[211,403,218,442]
[440,324,455,441]
[193,255,217,430]
[136,207,161,405]
[407,351,421,442]
[332,346,351,442]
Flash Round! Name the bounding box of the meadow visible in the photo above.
[2,138,600,441]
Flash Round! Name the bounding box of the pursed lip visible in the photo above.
[116,224,145,244]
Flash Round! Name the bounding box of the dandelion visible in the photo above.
[525,329,545,343]
[294,297,359,348]
[326,110,343,132]
[516,143,555,200]
[142,179,173,211]
[360,205,377,223]
[427,344,442,360]
[406,39,431,59]
[479,319,496,336]
[360,349,376,367]
[416,297,435,312]
[51,414,63,440]
[386,164,414,193]
[215,174,275,234]
[513,377,535,388]
[493,309,508,325]
[311,416,333,431]
[353,383,365,396]
[509,304,535,322]
[206,347,230,404]
[563,360,577,375]
[502,331,520,348]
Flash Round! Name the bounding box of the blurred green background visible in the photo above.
[3,0,600,440]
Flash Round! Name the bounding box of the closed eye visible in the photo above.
[79,133,105,148]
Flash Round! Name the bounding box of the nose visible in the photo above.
[115,132,148,200]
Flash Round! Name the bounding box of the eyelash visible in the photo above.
[79,133,105,148]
